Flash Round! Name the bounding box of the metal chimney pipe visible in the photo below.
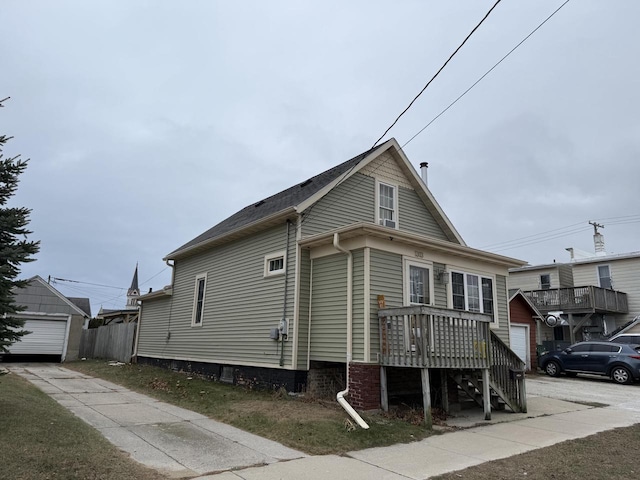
[420,162,428,186]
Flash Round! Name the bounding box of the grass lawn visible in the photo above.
[66,360,432,455]
[432,423,640,480]
[0,371,170,480]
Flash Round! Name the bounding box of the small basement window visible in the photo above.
[264,251,286,277]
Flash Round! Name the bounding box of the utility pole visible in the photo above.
[589,221,604,234]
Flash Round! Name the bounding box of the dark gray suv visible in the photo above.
[539,341,640,385]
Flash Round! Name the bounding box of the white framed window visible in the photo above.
[597,265,612,289]
[450,270,495,321]
[264,251,286,277]
[540,274,551,290]
[404,259,433,305]
[376,179,398,229]
[191,273,207,327]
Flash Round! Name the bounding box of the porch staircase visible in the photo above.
[450,331,527,414]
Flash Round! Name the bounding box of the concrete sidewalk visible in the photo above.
[8,364,306,478]
[10,364,640,479]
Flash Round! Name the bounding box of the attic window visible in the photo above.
[264,251,286,277]
[254,200,265,208]
[299,179,312,188]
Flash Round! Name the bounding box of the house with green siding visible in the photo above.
[135,138,527,422]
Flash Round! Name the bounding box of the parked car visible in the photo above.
[538,341,640,385]
[607,333,640,345]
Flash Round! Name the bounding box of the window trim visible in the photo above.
[403,258,434,306]
[191,273,207,327]
[449,269,497,324]
[264,250,287,277]
[540,273,551,290]
[596,264,613,289]
[375,179,399,229]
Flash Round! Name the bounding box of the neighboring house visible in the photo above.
[5,275,90,362]
[135,138,527,423]
[510,229,636,346]
[96,265,141,324]
[508,290,544,371]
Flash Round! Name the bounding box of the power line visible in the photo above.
[372,0,503,149]
[50,277,124,290]
[403,0,572,148]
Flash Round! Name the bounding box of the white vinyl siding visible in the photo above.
[573,256,640,325]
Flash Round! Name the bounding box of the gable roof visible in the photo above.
[167,138,465,260]
[16,276,90,318]
[508,289,544,319]
[67,297,92,317]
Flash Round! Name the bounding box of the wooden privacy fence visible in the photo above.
[80,322,137,363]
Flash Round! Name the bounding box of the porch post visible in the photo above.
[380,366,389,412]
[482,368,491,421]
[568,314,576,344]
[440,369,449,414]
[421,368,432,429]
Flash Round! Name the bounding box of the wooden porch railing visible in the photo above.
[489,331,527,413]
[523,286,628,314]
[378,306,492,369]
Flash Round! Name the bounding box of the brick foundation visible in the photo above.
[307,363,345,399]
[348,363,381,410]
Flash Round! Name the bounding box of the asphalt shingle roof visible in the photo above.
[169,145,383,257]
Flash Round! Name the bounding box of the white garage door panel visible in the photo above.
[8,319,67,355]
[510,325,528,367]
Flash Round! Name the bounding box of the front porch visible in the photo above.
[378,305,526,427]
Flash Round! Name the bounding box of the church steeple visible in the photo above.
[126,263,140,309]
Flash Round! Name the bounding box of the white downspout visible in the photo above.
[333,233,370,430]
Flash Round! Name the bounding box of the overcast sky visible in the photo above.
[2,1,639,316]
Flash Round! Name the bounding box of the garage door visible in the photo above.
[510,324,528,369]
[7,318,67,355]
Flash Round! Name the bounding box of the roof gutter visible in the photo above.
[333,233,369,430]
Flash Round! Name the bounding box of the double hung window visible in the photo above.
[191,273,207,326]
[597,265,612,289]
[451,271,494,319]
[377,181,398,229]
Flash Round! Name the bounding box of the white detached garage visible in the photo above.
[7,276,89,362]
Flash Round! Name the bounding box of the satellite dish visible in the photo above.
[545,315,559,327]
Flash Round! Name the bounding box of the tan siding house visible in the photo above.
[135,138,526,417]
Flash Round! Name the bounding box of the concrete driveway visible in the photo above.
[527,372,640,413]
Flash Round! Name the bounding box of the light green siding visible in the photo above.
[398,187,448,240]
[433,262,447,308]
[137,296,172,357]
[302,173,374,236]
[138,223,296,367]
[352,249,365,362]
[296,248,311,370]
[309,254,347,362]
[369,249,403,362]
[494,274,510,344]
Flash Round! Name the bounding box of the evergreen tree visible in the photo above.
[0,97,40,353]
